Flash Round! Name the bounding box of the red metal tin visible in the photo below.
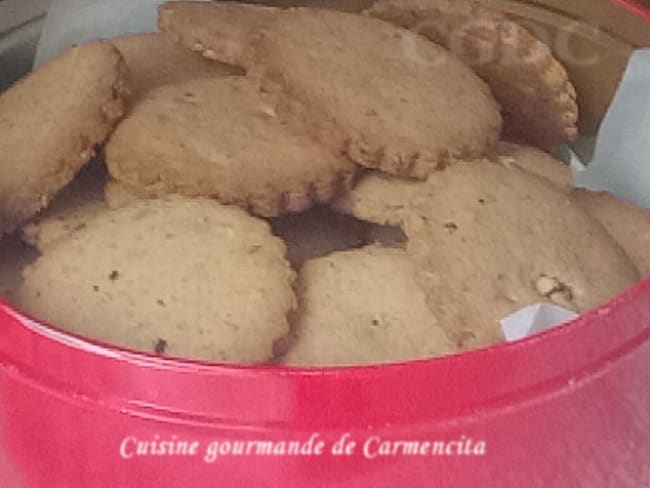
[1,1,649,486]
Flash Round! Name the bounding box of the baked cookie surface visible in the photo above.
[106,77,356,217]
[0,41,129,236]
[334,160,640,349]
[159,1,502,179]
[281,246,456,366]
[368,0,579,150]
[111,32,242,101]
[497,144,650,276]
[16,197,296,362]
[572,190,650,277]
[498,142,573,190]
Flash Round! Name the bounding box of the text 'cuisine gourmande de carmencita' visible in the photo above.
[119,434,487,461]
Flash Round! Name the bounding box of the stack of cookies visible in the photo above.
[1,0,648,366]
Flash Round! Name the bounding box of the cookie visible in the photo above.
[334,160,640,350]
[111,33,242,101]
[105,77,356,217]
[572,190,650,277]
[0,41,129,237]
[16,197,296,362]
[281,246,456,366]
[334,143,574,223]
[22,159,108,252]
[368,0,579,150]
[159,1,502,179]
[270,206,371,267]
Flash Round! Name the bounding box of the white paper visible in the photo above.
[572,49,650,211]
[34,0,650,342]
[501,305,579,342]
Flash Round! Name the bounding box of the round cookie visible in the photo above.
[333,160,640,350]
[159,2,502,179]
[22,160,108,252]
[0,41,129,237]
[16,198,296,363]
[281,246,456,366]
[368,0,579,150]
[111,33,243,102]
[105,77,357,217]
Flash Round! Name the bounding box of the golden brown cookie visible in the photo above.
[159,1,502,179]
[0,41,129,237]
[334,160,640,350]
[111,32,242,102]
[105,77,356,217]
[22,160,108,252]
[16,197,296,362]
[368,0,579,150]
[281,246,456,366]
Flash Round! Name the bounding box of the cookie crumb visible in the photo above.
[93,285,100,292]
[260,105,277,118]
[535,274,574,305]
[154,338,168,355]
[109,270,120,281]
[535,275,557,296]
[157,299,166,307]
[444,222,459,233]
